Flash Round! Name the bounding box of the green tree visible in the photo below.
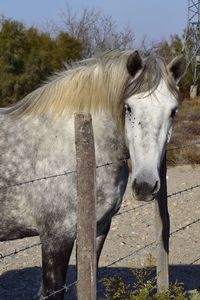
[0,17,82,106]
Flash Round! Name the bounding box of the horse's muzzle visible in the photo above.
[132,178,160,202]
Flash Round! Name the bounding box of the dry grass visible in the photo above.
[167,97,200,165]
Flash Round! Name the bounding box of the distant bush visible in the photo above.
[167,98,200,165]
[0,17,82,107]
[148,34,200,98]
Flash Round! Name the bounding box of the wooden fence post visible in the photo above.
[154,153,169,290]
[75,113,97,300]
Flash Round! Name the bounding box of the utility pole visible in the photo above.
[185,0,200,98]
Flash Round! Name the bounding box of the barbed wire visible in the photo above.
[0,145,199,252]
[167,183,200,198]
[170,218,200,236]
[191,256,200,265]
[40,281,77,300]
[167,141,200,151]
[42,213,200,299]
[0,158,127,191]
[0,171,75,191]
[0,181,199,262]
[116,182,200,217]
[106,216,200,267]
[0,143,199,299]
[106,241,155,268]
[0,141,199,192]
[3,215,199,300]
[0,241,41,260]
[6,214,199,300]
[0,188,199,299]
[116,202,150,217]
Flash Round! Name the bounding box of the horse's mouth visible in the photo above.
[132,192,155,202]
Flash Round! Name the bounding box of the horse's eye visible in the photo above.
[171,108,178,118]
[125,104,132,114]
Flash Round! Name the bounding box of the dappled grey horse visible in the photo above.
[0,51,186,299]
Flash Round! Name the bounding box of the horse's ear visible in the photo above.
[127,51,143,77]
[168,55,187,82]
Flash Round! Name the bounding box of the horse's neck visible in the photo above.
[1,112,128,169]
[92,112,128,165]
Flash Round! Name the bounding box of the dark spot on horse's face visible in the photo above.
[125,104,132,120]
[138,122,141,126]
[126,104,132,114]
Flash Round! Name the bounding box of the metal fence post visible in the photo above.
[75,113,97,300]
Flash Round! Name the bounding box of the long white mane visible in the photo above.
[0,50,178,129]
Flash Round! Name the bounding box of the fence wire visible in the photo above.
[106,216,200,268]
[167,141,200,151]
[116,182,200,217]
[0,181,199,262]
[0,141,199,192]
[40,281,77,300]
[191,256,200,265]
[167,183,200,198]
[0,242,41,260]
[0,141,200,298]
[0,158,128,191]
[18,214,200,300]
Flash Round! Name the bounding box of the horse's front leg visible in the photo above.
[40,237,74,300]
[154,154,169,290]
[96,220,112,267]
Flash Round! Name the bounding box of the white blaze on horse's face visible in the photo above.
[124,53,186,202]
[125,80,178,201]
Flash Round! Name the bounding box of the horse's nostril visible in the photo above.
[132,178,160,197]
[152,180,159,194]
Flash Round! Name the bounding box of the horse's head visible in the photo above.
[124,52,186,201]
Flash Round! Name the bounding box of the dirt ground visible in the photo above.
[0,164,200,300]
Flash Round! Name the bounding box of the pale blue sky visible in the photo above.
[0,0,188,45]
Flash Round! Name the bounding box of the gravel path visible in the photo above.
[0,165,200,299]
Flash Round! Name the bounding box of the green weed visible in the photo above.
[99,254,200,300]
